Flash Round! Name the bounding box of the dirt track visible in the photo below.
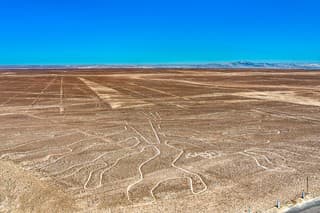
[0,69,320,212]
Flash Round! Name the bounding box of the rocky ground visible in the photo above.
[0,68,319,212]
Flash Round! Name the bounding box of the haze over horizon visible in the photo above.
[1,0,319,65]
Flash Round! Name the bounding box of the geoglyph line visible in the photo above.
[150,177,192,201]
[0,131,77,156]
[59,151,112,179]
[78,77,119,109]
[78,77,149,109]
[235,91,320,107]
[164,140,207,194]
[130,82,188,100]
[244,148,296,172]
[57,137,139,177]
[149,120,161,144]
[239,151,269,170]
[73,81,102,108]
[126,145,161,203]
[31,76,57,106]
[129,126,153,145]
[98,141,144,188]
[84,138,141,189]
[0,84,34,106]
[149,112,158,121]
[0,147,72,160]
[245,150,272,164]
[59,76,64,114]
[35,138,94,169]
[155,112,161,120]
[49,143,106,176]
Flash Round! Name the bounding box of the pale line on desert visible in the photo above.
[122,83,186,109]
[161,135,204,149]
[250,149,289,165]
[74,83,102,108]
[0,131,77,155]
[235,91,320,107]
[257,148,288,161]
[35,138,95,169]
[247,148,298,173]
[239,152,269,170]
[79,123,126,132]
[24,112,57,121]
[113,85,155,108]
[252,109,320,124]
[97,139,143,187]
[150,78,214,89]
[121,102,154,109]
[174,104,187,109]
[97,146,143,188]
[150,177,192,202]
[149,112,158,121]
[85,128,127,139]
[126,145,161,203]
[76,129,113,144]
[277,143,320,153]
[164,140,207,194]
[83,163,109,190]
[116,137,140,148]
[155,111,161,120]
[59,151,112,179]
[149,120,161,144]
[115,83,149,98]
[70,137,125,162]
[264,147,320,161]
[130,82,189,101]
[247,151,295,172]
[31,75,57,106]
[141,112,157,122]
[142,111,151,120]
[129,125,153,145]
[266,148,320,165]
[286,159,320,165]
[21,149,74,169]
[0,112,18,116]
[2,103,87,113]
[51,140,114,173]
[0,146,73,160]
[49,143,106,176]
[159,133,207,149]
[78,77,118,109]
[245,150,272,164]
[185,151,222,159]
[0,84,34,106]
[84,138,141,189]
[78,77,149,109]
[0,91,45,94]
[59,76,64,113]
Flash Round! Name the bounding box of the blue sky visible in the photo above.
[0,0,319,65]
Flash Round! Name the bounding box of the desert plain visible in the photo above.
[0,68,320,212]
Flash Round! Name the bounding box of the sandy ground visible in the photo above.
[0,68,320,213]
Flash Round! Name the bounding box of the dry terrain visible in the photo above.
[0,68,320,213]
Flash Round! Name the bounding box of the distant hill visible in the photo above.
[1,61,320,70]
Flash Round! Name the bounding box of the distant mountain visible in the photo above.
[1,62,320,70]
[221,61,320,69]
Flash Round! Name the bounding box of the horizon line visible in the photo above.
[1,61,320,70]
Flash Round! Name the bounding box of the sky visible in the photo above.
[0,0,319,65]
